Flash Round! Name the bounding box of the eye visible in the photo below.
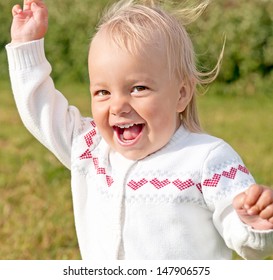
[94,89,110,96]
[132,86,148,93]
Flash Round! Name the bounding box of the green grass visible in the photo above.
[0,81,81,259]
[0,80,272,259]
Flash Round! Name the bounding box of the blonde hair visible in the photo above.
[93,0,224,132]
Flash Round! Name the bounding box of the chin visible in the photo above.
[118,149,148,161]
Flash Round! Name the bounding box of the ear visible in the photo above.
[176,80,195,113]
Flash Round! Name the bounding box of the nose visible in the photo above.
[110,94,132,116]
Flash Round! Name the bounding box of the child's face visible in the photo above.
[88,31,191,160]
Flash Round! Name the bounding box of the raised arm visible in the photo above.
[7,1,86,169]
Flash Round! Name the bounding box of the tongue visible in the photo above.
[123,124,142,140]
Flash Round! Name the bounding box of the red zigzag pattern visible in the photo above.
[127,165,249,191]
[79,121,114,187]
[79,123,249,191]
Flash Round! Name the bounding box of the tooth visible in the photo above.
[118,124,134,129]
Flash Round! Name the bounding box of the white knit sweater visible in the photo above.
[6,39,273,260]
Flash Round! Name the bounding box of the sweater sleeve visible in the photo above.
[201,141,273,259]
[6,39,83,169]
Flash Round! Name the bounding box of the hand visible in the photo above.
[11,0,48,43]
[233,184,273,230]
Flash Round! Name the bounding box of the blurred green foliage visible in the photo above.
[1,0,114,83]
[1,0,273,93]
[189,0,273,95]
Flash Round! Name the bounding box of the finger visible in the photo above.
[244,184,264,209]
[23,0,43,10]
[12,4,23,16]
[23,0,31,10]
[30,1,46,10]
[247,188,273,215]
[31,1,48,23]
[232,191,246,210]
[260,204,273,220]
[269,216,273,224]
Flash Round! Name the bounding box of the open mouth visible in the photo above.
[113,123,144,145]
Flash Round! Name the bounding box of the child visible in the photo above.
[6,0,273,259]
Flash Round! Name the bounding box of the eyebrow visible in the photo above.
[124,75,157,86]
[90,76,157,88]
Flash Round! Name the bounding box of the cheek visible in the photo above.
[91,100,96,116]
[92,102,108,128]
[143,102,176,135]
[146,98,177,122]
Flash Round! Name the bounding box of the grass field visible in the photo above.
[0,80,272,259]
